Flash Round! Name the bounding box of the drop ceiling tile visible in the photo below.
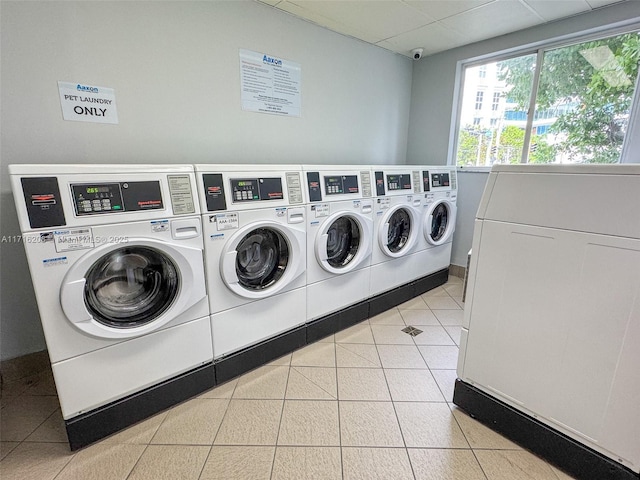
[523,0,591,21]
[380,21,471,56]
[439,0,544,44]
[404,0,494,21]
[286,0,435,42]
[258,0,282,6]
[276,1,380,43]
[265,0,628,58]
[375,39,405,55]
[586,0,626,8]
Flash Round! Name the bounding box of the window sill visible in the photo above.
[456,166,492,173]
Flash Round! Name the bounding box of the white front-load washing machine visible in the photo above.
[418,166,457,275]
[9,164,213,448]
[369,165,423,297]
[195,165,306,360]
[302,165,374,322]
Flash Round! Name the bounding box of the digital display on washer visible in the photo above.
[231,177,283,202]
[71,181,163,215]
[431,173,450,188]
[324,175,359,195]
[386,174,412,191]
[72,183,124,215]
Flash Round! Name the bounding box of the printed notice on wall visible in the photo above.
[58,81,119,124]
[239,49,301,117]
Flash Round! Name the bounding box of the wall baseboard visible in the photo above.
[449,264,466,279]
[0,349,50,387]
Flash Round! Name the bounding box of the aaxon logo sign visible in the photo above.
[262,54,282,66]
[76,84,99,93]
[58,81,118,124]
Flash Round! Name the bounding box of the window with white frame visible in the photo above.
[492,92,501,111]
[475,91,484,110]
[454,31,640,166]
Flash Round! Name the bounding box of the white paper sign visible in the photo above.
[54,228,94,252]
[216,213,239,231]
[377,198,391,210]
[58,81,118,124]
[314,204,330,218]
[240,49,301,117]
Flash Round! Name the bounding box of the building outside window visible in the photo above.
[475,91,484,110]
[454,31,640,166]
[492,92,501,111]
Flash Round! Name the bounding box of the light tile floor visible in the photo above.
[0,276,576,479]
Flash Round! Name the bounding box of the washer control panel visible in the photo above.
[306,170,370,202]
[202,172,303,212]
[230,178,283,203]
[424,169,457,191]
[430,172,450,188]
[324,175,358,196]
[71,181,163,215]
[386,174,412,192]
[374,171,417,196]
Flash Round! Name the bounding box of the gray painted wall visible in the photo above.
[407,1,640,268]
[0,1,412,361]
[451,171,490,267]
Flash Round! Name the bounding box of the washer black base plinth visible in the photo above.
[214,326,306,384]
[65,363,215,451]
[453,379,639,480]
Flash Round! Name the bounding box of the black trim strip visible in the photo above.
[306,301,370,343]
[214,326,306,384]
[368,282,417,318]
[369,268,449,317]
[453,379,639,480]
[65,363,215,451]
[412,268,449,296]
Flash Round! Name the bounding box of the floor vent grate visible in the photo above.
[401,326,423,337]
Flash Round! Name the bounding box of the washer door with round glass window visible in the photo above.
[60,239,207,340]
[378,205,419,258]
[315,212,373,275]
[221,221,305,299]
[424,199,457,246]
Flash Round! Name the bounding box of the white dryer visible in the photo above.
[418,166,457,275]
[369,165,423,297]
[302,165,374,321]
[9,165,213,429]
[195,165,306,359]
[457,164,640,477]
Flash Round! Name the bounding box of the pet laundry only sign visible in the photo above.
[58,81,119,124]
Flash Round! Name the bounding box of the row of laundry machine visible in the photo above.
[9,162,457,449]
